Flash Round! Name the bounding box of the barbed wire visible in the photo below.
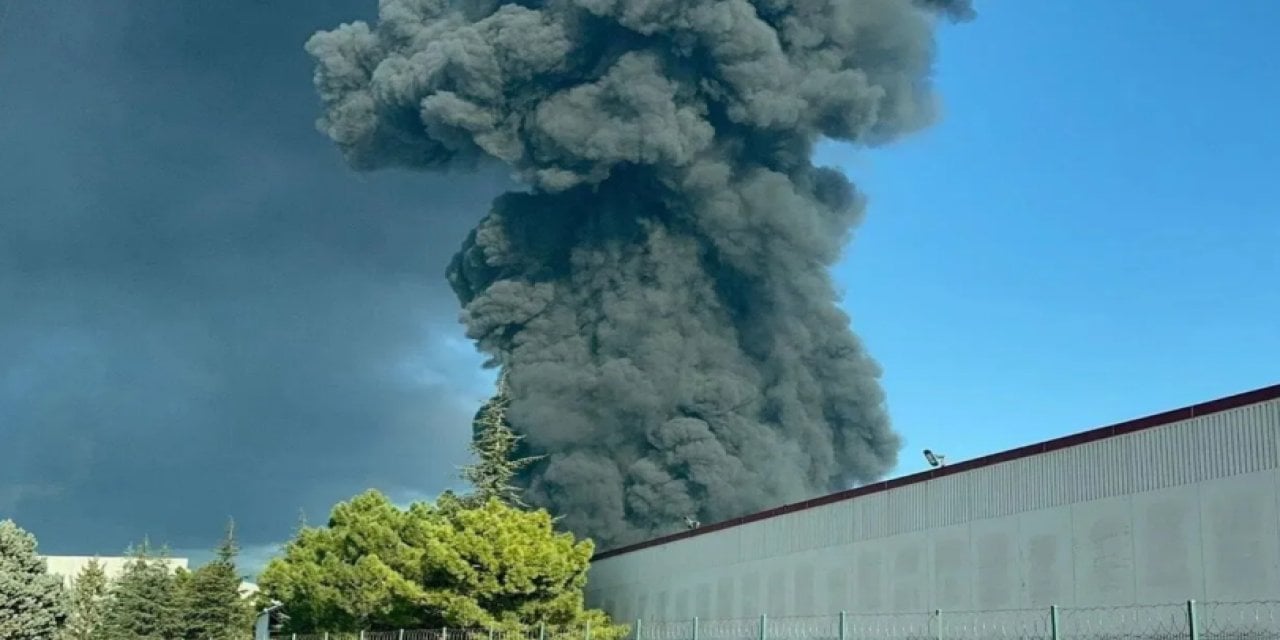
[937,608,1050,640]
[841,611,933,640]
[1057,602,1189,640]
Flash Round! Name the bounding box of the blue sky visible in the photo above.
[824,0,1279,476]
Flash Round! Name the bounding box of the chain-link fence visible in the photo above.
[272,601,1280,640]
[630,602,1280,640]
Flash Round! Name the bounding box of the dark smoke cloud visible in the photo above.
[307,0,970,548]
[0,1,510,562]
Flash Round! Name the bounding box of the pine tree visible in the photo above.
[461,371,542,507]
[258,490,627,637]
[0,519,67,640]
[101,539,182,640]
[64,558,111,640]
[178,519,253,640]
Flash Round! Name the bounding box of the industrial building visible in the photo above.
[43,554,260,598]
[585,384,1280,630]
[42,555,190,587]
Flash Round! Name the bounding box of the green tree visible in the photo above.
[101,540,183,640]
[259,491,436,632]
[414,497,619,635]
[461,372,542,507]
[177,520,254,640]
[0,519,67,640]
[64,558,111,640]
[259,491,624,638]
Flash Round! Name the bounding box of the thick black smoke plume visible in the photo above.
[306,0,971,548]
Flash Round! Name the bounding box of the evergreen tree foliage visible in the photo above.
[258,490,624,638]
[0,519,67,640]
[64,558,111,640]
[461,372,542,507]
[101,540,183,640]
[176,519,254,640]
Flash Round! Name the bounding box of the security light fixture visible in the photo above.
[923,449,945,468]
[683,516,700,530]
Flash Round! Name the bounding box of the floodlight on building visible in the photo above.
[923,449,946,468]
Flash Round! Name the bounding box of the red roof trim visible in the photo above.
[592,382,1280,561]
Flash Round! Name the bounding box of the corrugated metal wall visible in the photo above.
[587,397,1280,620]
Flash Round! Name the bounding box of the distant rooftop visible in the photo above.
[41,555,189,586]
[42,555,258,599]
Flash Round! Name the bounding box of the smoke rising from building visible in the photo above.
[306,0,971,548]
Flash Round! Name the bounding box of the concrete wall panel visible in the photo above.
[1200,470,1280,601]
[821,544,854,613]
[788,557,818,616]
[765,566,788,616]
[1132,484,1202,604]
[854,544,885,613]
[714,574,734,618]
[971,514,1020,610]
[887,531,929,612]
[931,523,971,611]
[1070,495,1136,607]
[1018,506,1072,608]
[740,569,762,617]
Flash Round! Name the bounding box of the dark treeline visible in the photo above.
[0,518,254,640]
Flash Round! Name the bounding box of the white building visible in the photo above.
[43,555,260,601]
[585,384,1280,634]
[42,555,189,587]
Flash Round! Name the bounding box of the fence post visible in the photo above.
[692,617,699,640]
[586,619,592,640]
[490,627,496,640]
[361,632,366,640]
[838,611,846,640]
[1049,606,1059,640]
[539,622,546,640]
[400,631,405,640]
[1187,600,1199,640]
[759,614,767,640]
[934,610,942,640]
[324,633,329,640]
[635,619,643,640]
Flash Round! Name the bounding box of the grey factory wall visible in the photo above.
[585,395,1280,621]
